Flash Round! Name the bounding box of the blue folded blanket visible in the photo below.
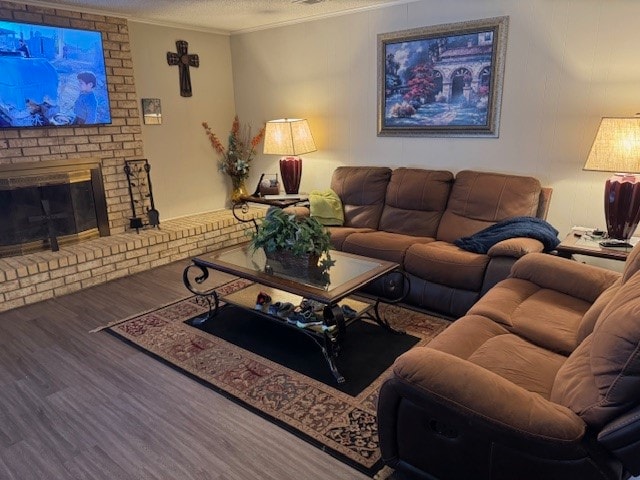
[454,216,560,254]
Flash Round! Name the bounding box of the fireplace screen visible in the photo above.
[0,159,109,257]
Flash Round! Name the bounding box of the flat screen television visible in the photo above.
[0,19,111,128]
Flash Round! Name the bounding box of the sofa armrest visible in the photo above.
[392,347,585,441]
[598,404,640,475]
[282,205,310,218]
[510,253,621,303]
[487,237,545,258]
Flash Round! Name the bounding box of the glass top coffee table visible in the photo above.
[183,245,407,383]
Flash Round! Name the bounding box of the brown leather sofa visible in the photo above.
[377,245,640,480]
[326,166,553,318]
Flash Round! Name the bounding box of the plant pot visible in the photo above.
[265,249,320,273]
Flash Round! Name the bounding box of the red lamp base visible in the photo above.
[279,156,302,194]
[604,174,640,240]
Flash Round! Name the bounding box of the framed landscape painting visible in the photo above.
[377,16,509,137]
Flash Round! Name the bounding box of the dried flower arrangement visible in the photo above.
[202,116,265,181]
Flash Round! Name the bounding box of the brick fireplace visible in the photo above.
[0,2,143,235]
[0,2,260,313]
[0,158,110,257]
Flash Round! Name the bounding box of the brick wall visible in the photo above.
[0,1,142,234]
[0,2,271,315]
[0,209,263,313]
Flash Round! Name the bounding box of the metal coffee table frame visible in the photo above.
[182,245,409,384]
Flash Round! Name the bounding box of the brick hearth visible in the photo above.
[0,209,263,313]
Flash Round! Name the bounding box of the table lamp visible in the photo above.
[263,118,316,195]
[584,116,640,240]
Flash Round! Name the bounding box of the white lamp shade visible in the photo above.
[263,118,317,156]
[584,117,640,173]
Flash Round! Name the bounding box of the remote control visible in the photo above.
[599,241,634,248]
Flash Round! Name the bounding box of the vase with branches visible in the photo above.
[202,116,265,202]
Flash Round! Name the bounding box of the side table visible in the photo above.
[237,194,308,209]
[555,234,637,262]
[232,194,309,231]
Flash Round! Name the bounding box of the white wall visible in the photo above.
[230,0,640,239]
[129,22,236,221]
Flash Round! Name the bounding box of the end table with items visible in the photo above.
[555,232,638,261]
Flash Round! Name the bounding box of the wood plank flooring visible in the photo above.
[0,258,370,480]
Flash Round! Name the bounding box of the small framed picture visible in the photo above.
[259,173,280,196]
[142,98,162,125]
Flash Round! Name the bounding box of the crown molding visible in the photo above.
[8,0,421,36]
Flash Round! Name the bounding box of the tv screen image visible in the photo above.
[0,20,111,128]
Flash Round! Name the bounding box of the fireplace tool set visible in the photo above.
[124,159,160,233]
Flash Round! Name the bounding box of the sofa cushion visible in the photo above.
[342,231,433,264]
[378,168,453,237]
[501,289,589,355]
[437,170,543,243]
[550,270,640,428]
[467,333,566,399]
[330,166,391,229]
[427,314,510,358]
[327,226,375,251]
[404,241,490,291]
[468,277,592,355]
[576,279,621,344]
[424,313,567,397]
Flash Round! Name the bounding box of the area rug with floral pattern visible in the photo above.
[104,278,450,477]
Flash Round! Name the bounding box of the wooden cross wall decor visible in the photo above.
[167,40,199,97]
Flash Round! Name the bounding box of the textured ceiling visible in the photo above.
[25,0,412,33]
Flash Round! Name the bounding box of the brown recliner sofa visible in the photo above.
[377,244,640,480]
[327,166,553,317]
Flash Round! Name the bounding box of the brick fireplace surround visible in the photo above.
[0,2,255,312]
[0,211,256,312]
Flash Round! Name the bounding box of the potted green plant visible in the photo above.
[249,208,334,272]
